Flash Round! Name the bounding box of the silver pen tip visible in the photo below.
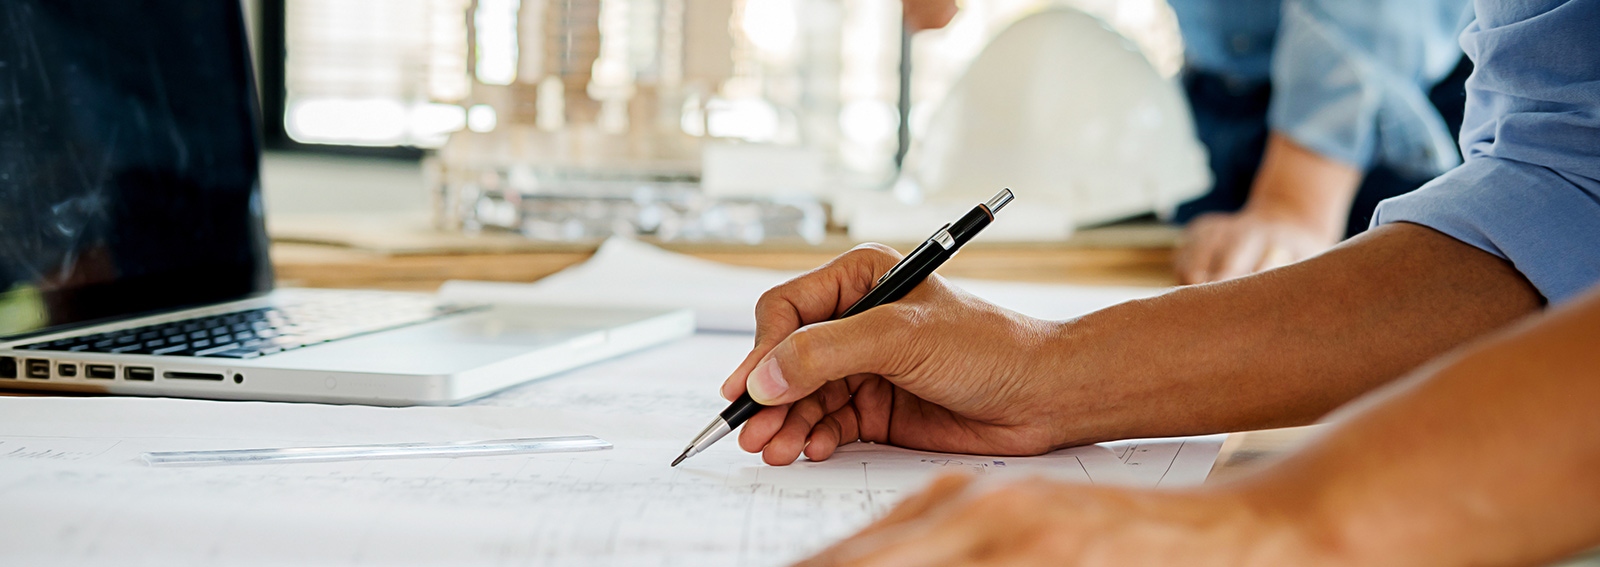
[671,453,687,467]
[986,188,1015,214]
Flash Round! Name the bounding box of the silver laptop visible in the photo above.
[0,2,692,405]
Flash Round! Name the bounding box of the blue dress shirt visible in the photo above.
[1374,0,1600,305]
[1167,0,1472,177]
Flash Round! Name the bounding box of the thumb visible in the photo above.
[746,308,912,405]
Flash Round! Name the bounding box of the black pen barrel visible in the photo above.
[840,242,952,319]
[699,189,1013,443]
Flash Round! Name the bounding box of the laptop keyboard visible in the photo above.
[18,293,480,359]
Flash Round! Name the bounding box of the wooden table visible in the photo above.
[269,239,1180,292]
[269,235,1309,482]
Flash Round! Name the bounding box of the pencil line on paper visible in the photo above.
[1076,455,1094,484]
[1156,441,1185,487]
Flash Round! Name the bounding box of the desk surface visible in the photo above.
[3,235,1302,483]
[266,237,1307,483]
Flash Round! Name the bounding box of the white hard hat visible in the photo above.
[852,7,1210,242]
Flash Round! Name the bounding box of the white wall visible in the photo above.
[260,152,430,216]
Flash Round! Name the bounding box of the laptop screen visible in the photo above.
[0,1,272,340]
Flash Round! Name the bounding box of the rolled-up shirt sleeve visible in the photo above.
[1267,0,1470,176]
[1373,0,1600,305]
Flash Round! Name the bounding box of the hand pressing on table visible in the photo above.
[1176,133,1361,284]
[791,473,1333,567]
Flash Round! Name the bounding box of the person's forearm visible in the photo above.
[1248,132,1363,238]
[1236,286,1600,567]
[1047,222,1541,445]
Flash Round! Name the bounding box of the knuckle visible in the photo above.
[819,413,843,435]
[794,394,827,423]
[851,242,901,260]
[755,285,784,307]
[819,381,851,409]
[844,243,904,273]
[755,281,802,313]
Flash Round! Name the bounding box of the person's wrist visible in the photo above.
[1033,312,1147,449]
[1245,133,1362,244]
[1240,189,1345,244]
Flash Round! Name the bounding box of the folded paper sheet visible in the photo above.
[439,237,1168,332]
[0,335,1222,566]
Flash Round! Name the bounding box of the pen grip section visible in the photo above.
[721,392,763,424]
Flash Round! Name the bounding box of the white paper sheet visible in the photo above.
[0,335,1223,566]
[438,238,1168,332]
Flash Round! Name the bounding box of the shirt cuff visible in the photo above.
[1372,158,1600,305]
[1266,0,1465,177]
[1266,0,1381,170]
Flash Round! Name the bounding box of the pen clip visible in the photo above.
[921,222,954,246]
[928,227,956,250]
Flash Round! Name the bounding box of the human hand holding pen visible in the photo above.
[716,244,1077,465]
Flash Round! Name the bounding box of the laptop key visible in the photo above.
[194,343,240,356]
[151,344,193,356]
[268,337,307,350]
[205,349,261,359]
